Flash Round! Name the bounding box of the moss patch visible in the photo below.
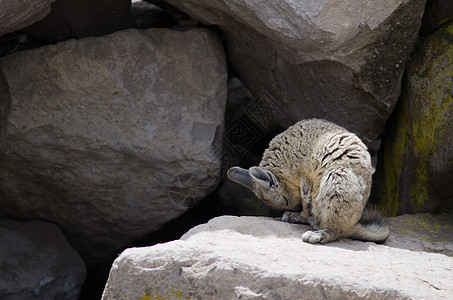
[388,212,453,257]
[375,87,410,216]
[375,21,453,214]
[140,289,188,300]
[409,21,453,211]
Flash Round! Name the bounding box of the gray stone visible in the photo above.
[102,214,453,299]
[0,219,86,300]
[22,0,134,42]
[150,0,426,146]
[0,0,55,36]
[0,28,227,267]
[386,213,453,256]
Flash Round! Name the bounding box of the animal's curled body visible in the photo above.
[227,119,390,244]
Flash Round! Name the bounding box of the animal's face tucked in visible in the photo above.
[227,166,298,211]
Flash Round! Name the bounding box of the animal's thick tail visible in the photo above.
[350,207,390,243]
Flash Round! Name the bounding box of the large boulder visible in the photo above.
[0,0,55,36]
[102,215,453,299]
[21,0,134,42]
[150,0,426,147]
[0,28,227,267]
[375,21,453,215]
[0,219,86,300]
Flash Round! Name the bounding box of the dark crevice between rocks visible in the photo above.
[79,172,281,300]
[0,69,10,140]
[79,184,223,300]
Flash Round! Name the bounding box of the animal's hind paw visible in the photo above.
[281,211,305,224]
[302,230,323,244]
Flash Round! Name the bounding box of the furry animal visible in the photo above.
[227,118,389,244]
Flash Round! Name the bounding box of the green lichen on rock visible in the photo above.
[409,21,453,211]
[375,21,453,215]
[387,212,453,257]
[375,88,410,216]
[140,289,188,300]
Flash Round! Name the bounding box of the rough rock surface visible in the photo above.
[375,21,453,215]
[0,219,86,300]
[0,28,227,267]
[22,0,134,42]
[151,0,426,146]
[0,0,55,36]
[386,213,453,256]
[102,214,453,300]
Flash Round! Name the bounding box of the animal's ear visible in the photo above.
[249,167,279,189]
[227,167,252,190]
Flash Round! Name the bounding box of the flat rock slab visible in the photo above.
[103,214,453,299]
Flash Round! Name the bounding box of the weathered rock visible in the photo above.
[0,28,227,267]
[0,219,86,300]
[386,213,453,256]
[375,21,453,215]
[22,0,134,42]
[150,0,426,146]
[102,214,453,300]
[0,0,55,37]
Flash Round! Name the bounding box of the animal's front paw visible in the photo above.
[302,230,323,244]
[281,211,304,224]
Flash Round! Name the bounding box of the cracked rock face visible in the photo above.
[152,0,426,146]
[0,28,227,267]
[102,215,453,299]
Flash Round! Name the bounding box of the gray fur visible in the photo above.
[227,119,390,244]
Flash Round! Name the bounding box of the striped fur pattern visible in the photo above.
[228,119,389,244]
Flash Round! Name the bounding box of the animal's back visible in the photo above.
[259,119,372,206]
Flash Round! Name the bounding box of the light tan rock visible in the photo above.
[102,214,453,299]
